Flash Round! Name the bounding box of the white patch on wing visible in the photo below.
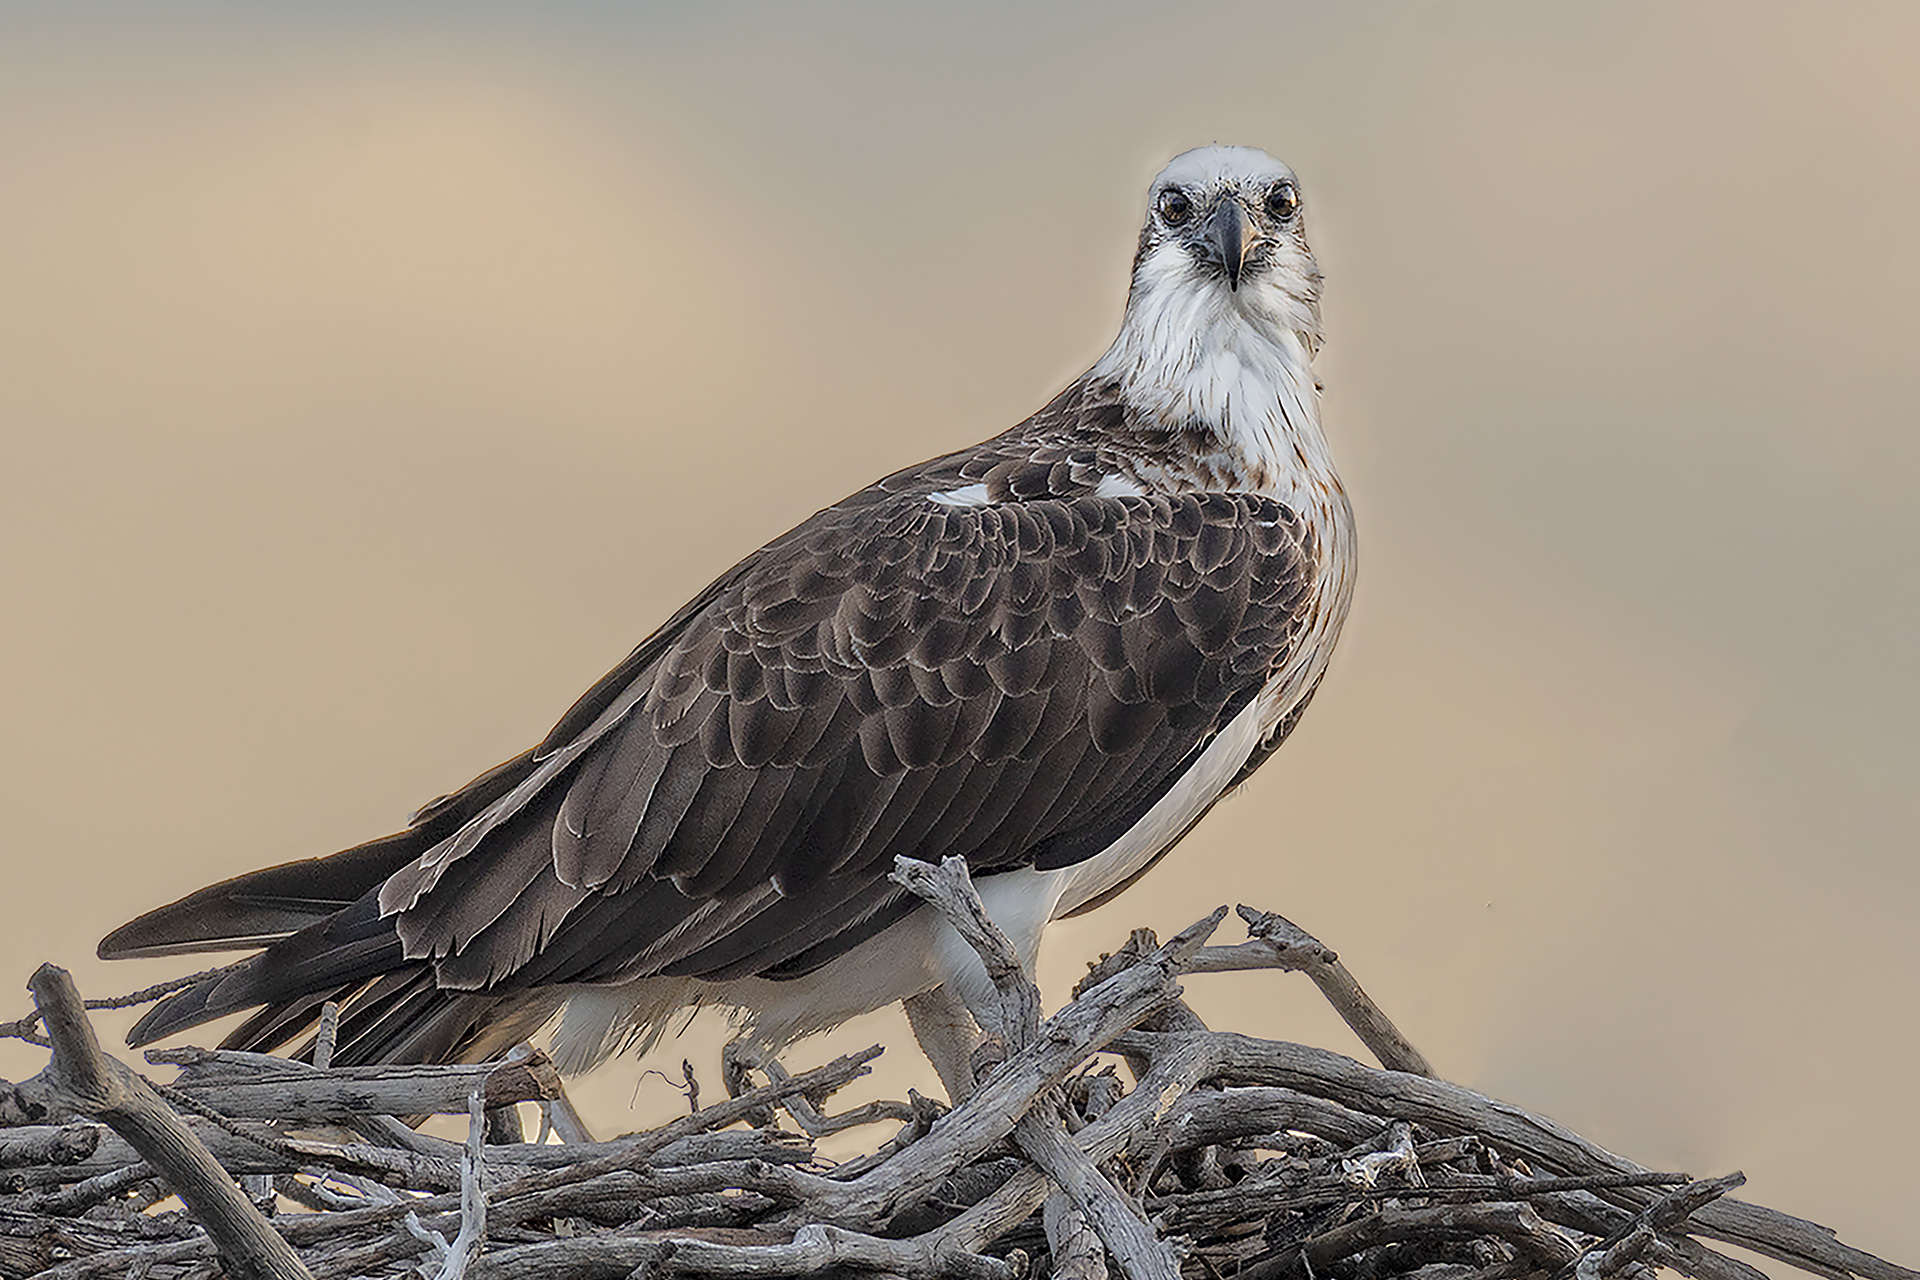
[1094,472,1146,497]
[928,483,992,507]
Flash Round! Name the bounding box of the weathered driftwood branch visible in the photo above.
[716,1042,915,1142]
[1,905,1913,1280]
[148,1047,566,1122]
[888,855,1041,1049]
[1555,1171,1749,1280]
[1044,1188,1110,1280]
[470,1221,1026,1280]
[781,902,1223,1232]
[1013,1112,1176,1280]
[1182,905,1433,1077]
[440,1087,488,1280]
[0,1126,97,1170]
[27,964,312,1280]
[1109,1027,1917,1280]
[1251,1200,1584,1279]
[893,854,1182,1280]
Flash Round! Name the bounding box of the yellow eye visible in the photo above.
[1156,188,1193,226]
[1265,182,1300,221]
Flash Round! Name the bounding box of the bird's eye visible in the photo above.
[1265,181,1300,221]
[1156,188,1193,226]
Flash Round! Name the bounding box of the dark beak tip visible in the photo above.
[1210,199,1252,293]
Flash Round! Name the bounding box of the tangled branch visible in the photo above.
[0,872,1911,1280]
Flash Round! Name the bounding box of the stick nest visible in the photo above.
[0,861,1912,1280]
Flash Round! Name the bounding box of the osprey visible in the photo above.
[101,145,1355,1100]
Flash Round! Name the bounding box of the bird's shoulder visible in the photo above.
[530,375,1298,763]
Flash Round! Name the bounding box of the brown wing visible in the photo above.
[377,484,1319,992]
[116,463,1319,1056]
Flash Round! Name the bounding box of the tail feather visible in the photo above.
[106,747,568,1067]
[99,749,539,961]
[125,885,564,1067]
[251,966,560,1067]
[220,985,358,1058]
[100,837,415,961]
[128,891,404,1046]
[324,969,445,1063]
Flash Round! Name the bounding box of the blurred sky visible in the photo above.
[1,1,1915,1264]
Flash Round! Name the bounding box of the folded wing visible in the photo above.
[108,482,1317,1063]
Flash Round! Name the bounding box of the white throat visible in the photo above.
[1090,264,1332,505]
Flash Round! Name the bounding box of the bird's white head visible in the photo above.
[1131,147,1320,328]
[1092,146,1328,492]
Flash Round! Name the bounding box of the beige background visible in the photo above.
[2,1,1915,1265]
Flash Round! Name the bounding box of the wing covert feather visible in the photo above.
[392,485,1318,995]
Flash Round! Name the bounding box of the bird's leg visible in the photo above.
[719,1038,781,1129]
[722,1035,768,1080]
[902,984,984,1105]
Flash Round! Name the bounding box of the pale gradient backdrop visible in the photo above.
[2,2,1915,1265]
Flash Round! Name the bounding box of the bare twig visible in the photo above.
[25,1155,158,1214]
[1110,1027,1919,1280]
[0,1122,100,1167]
[719,1040,914,1142]
[793,906,1222,1232]
[0,1014,49,1047]
[889,855,1041,1048]
[0,964,244,1048]
[151,1049,566,1122]
[1015,1107,1178,1280]
[1555,1171,1748,1280]
[1247,1201,1585,1279]
[83,963,251,1012]
[313,1001,339,1072]
[469,1224,1025,1280]
[440,1087,488,1280]
[1179,906,1432,1077]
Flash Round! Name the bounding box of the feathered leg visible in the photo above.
[902,984,982,1104]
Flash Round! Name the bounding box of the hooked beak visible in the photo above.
[1209,199,1256,291]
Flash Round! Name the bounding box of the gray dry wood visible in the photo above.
[781,905,1223,1231]
[156,1051,565,1122]
[27,964,313,1280]
[893,854,1182,1280]
[0,1125,97,1170]
[1111,1028,1920,1280]
[2,906,1914,1280]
